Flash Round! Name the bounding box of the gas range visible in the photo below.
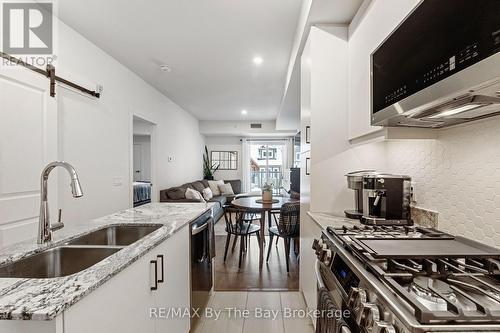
[313,224,500,333]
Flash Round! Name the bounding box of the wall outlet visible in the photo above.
[411,182,417,204]
[113,177,123,186]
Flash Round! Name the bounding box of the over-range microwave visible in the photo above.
[371,0,500,128]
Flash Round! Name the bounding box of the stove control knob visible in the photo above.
[356,302,380,328]
[312,239,321,255]
[373,321,397,333]
[347,287,367,309]
[323,249,333,266]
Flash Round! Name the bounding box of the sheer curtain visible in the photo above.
[241,139,251,193]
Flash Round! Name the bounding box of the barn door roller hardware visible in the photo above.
[1,52,102,98]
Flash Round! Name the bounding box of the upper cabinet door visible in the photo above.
[0,66,57,247]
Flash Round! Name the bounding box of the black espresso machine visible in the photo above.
[345,172,412,226]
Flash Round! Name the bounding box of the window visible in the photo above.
[258,147,277,160]
[258,147,266,160]
[211,151,238,170]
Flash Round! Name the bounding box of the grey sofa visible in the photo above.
[160,179,241,222]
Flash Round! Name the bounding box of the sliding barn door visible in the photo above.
[0,66,57,247]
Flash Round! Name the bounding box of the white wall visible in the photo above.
[308,0,500,247]
[55,20,204,225]
[205,136,242,181]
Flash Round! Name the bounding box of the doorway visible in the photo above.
[132,116,155,207]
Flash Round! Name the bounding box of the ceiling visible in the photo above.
[276,0,365,130]
[58,0,302,121]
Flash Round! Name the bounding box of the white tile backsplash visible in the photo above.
[315,116,500,247]
[385,117,500,247]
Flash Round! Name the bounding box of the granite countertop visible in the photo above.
[0,203,213,321]
[307,212,361,230]
[308,208,439,230]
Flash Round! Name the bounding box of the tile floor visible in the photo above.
[191,291,315,333]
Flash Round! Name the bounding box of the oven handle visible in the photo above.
[315,260,327,289]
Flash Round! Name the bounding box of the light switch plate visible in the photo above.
[113,177,123,186]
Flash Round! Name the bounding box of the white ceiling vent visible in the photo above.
[250,123,262,129]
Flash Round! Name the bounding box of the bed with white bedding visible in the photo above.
[133,181,151,207]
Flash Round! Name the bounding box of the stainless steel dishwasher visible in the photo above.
[190,209,214,321]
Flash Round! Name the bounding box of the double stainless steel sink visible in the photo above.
[65,225,162,247]
[0,225,162,279]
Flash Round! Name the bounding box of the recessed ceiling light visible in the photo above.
[160,64,172,72]
[241,109,248,115]
[253,56,263,65]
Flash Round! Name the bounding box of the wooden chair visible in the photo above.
[266,201,300,272]
[230,212,262,252]
[223,205,261,269]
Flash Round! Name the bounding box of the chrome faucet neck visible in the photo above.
[38,162,83,244]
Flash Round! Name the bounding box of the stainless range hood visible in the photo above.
[370,0,500,129]
[373,54,500,128]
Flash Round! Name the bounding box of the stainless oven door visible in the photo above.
[315,260,353,333]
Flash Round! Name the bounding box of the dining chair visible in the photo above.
[230,212,262,252]
[266,201,300,272]
[222,205,261,269]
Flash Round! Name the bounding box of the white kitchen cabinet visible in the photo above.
[300,25,349,213]
[299,26,349,328]
[154,226,190,333]
[63,226,190,333]
[299,213,321,329]
[63,246,157,333]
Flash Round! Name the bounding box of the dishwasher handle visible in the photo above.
[191,221,208,235]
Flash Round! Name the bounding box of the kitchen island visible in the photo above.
[0,203,213,333]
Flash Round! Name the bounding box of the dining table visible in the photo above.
[231,196,299,270]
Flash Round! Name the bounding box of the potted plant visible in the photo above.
[203,146,219,180]
[262,182,274,202]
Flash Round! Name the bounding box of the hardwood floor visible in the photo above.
[213,234,299,291]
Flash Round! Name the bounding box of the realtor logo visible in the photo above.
[2,2,53,54]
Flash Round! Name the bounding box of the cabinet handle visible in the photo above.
[150,260,158,291]
[305,126,311,144]
[157,254,164,283]
[306,157,311,175]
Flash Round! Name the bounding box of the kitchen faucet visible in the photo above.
[38,162,83,244]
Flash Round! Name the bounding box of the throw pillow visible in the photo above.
[167,187,186,200]
[208,180,224,196]
[202,187,213,201]
[191,181,205,194]
[218,183,234,195]
[185,188,206,203]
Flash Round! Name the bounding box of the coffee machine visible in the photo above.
[344,170,379,220]
[361,173,412,226]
